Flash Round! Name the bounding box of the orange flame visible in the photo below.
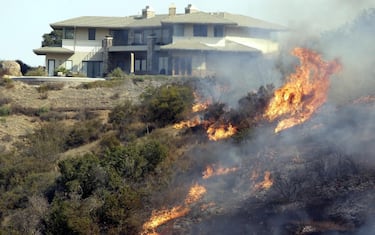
[254,171,273,190]
[142,206,190,234]
[192,92,211,113]
[264,47,341,133]
[184,183,207,205]
[192,102,210,113]
[202,164,239,179]
[206,123,237,141]
[142,183,207,234]
[173,116,201,129]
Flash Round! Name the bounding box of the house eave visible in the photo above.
[33,47,74,55]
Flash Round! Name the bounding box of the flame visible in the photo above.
[142,183,207,234]
[206,123,237,141]
[254,171,273,190]
[173,116,201,129]
[264,47,341,133]
[142,206,190,234]
[184,183,207,204]
[192,101,210,113]
[192,92,211,113]
[202,164,239,179]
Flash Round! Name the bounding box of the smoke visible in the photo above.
[150,5,375,234]
[275,6,375,104]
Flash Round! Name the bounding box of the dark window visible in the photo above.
[214,25,224,37]
[134,30,143,44]
[64,27,74,39]
[161,28,172,44]
[110,29,128,45]
[173,24,184,36]
[88,28,96,40]
[193,24,207,37]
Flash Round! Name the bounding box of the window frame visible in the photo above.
[193,24,208,37]
[64,27,74,39]
[88,28,96,40]
[214,25,224,37]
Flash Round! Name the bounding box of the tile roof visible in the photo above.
[162,12,236,25]
[49,11,286,31]
[50,16,135,29]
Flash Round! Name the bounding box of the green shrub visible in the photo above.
[0,77,14,88]
[54,67,69,75]
[57,154,104,198]
[36,106,50,116]
[108,67,125,79]
[0,105,11,116]
[25,121,68,160]
[25,67,45,76]
[108,100,138,128]
[141,84,194,126]
[77,79,123,89]
[65,119,103,148]
[36,82,64,93]
[139,139,168,173]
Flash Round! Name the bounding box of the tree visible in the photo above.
[42,30,62,47]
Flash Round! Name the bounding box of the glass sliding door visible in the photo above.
[83,61,103,78]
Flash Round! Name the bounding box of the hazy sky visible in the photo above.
[0,0,373,66]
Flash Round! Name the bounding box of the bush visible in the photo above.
[0,105,11,116]
[57,154,104,198]
[141,84,194,126]
[54,67,69,75]
[24,121,68,160]
[25,67,45,76]
[36,82,64,93]
[108,67,126,79]
[139,139,168,173]
[109,100,138,128]
[0,77,14,88]
[65,119,103,148]
[77,80,123,89]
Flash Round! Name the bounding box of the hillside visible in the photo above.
[0,77,172,152]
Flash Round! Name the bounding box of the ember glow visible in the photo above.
[206,123,237,141]
[202,164,239,179]
[264,47,341,133]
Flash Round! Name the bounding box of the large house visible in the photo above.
[33,4,286,78]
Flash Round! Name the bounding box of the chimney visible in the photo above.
[185,4,198,14]
[169,3,176,16]
[142,5,155,18]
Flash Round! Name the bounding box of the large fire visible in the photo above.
[264,47,341,133]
